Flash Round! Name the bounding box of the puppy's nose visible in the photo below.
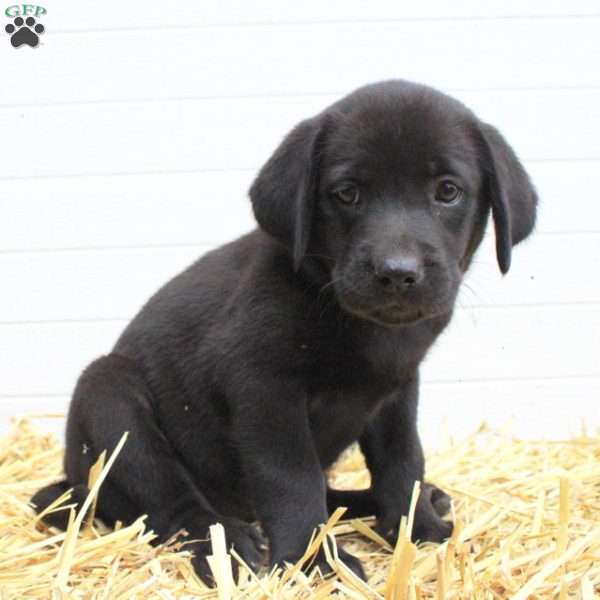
[376,255,424,290]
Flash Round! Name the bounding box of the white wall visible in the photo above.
[1,1,599,446]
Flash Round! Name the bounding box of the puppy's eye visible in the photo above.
[334,185,360,206]
[435,180,461,204]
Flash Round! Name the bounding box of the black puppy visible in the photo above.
[32,80,537,582]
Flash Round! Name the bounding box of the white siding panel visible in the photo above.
[1,18,599,107]
[529,161,600,234]
[0,160,598,254]
[2,376,599,445]
[419,377,600,449]
[1,306,597,399]
[421,305,600,383]
[44,1,600,33]
[459,233,600,308]
[0,172,256,251]
[0,97,322,178]
[0,233,597,323]
[2,90,600,180]
[0,321,125,397]
[0,246,212,323]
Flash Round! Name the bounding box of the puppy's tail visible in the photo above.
[30,480,89,530]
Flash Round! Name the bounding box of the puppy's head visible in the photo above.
[250,80,537,326]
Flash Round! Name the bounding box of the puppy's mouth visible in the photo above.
[332,278,456,326]
[370,306,428,325]
[353,304,444,326]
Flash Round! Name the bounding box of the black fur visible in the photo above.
[31,80,537,583]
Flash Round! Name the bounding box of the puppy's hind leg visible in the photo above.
[326,488,377,519]
[32,354,264,583]
[327,485,451,520]
[31,480,89,529]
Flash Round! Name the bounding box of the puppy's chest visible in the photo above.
[305,326,418,386]
[307,383,385,467]
[302,326,427,465]
[305,347,402,466]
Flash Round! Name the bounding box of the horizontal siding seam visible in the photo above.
[0,229,597,256]
[0,302,598,328]
[2,155,600,182]
[36,13,600,37]
[2,86,600,111]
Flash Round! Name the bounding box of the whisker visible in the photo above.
[461,277,490,307]
[303,253,336,262]
[318,275,345,297]
[317,282,344,320]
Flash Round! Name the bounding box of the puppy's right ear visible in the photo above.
[249,115,327,271]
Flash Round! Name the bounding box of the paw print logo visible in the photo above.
[5,16,44,47]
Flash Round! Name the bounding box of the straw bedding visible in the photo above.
[1,416,599,599]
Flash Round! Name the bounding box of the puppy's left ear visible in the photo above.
[478,123,538,274]
[249,114,328,271]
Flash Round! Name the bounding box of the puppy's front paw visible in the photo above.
[223,517,268,572]
[412,511,453,544]
[375,484,453,546]
[376,511,453,547]
[413,483,453,543]
[274,543,366,582]
[190,518,267,585]
[422,482,452,517]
